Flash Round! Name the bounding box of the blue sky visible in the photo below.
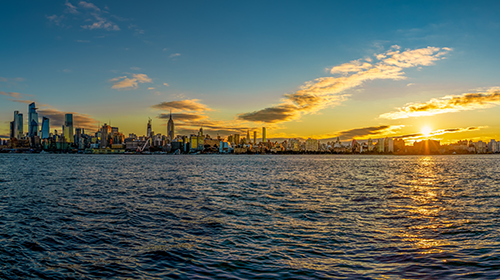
[2,1,500,142]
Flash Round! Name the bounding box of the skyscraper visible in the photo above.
[147,118,152,138]
[28,102,39,137]
[64,114,74,143]
[11,111,23,139]
[41,117,50,139]
[167,112,175,141]
[253,131,257,145]
[246,130,250,144]
[262,127,266,143]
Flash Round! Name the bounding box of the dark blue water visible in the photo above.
[1,154,499,279]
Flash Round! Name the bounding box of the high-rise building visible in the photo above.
[234,134,240,146]
[253,131,257,145]
[64,114,74,143]
[100,123,112,148]
[75,128,82,145]
[10,111,23,139]
[246,130,250,144]
[147,118,152,138]
[262,127,266,143]
[41,117,50,139]
[28,102,39,137]
[167,112,175,141]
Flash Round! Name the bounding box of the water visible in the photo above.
[1,154,499,279]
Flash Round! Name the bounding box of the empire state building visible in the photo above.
[167,112,174,141]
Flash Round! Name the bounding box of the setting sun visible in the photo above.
[421,126,433,138]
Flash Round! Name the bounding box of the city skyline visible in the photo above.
[2,1,500,144]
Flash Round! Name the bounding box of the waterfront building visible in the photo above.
[253,131,257,145]
[247,130,250,144]
[40,117,50,139]
[305,138,319,152]
[63,114,74,143]
[28,102,39,137]
[377,138,385,153]
[234,134,240,146]
[386,137,394,153]
[13,111,23,139]
[100,123,112,148]
[262,127,266,143]
[167,112,174,141]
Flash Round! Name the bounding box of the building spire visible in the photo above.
[169,109,172,120]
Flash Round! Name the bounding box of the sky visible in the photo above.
[1,0,500,143]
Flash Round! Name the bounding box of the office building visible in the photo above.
[167,112,175,141]
[262,127,266,143]
[63,114,74,143]
[28,102,39,137]
[253,131,257,145]
[40,117,50,139]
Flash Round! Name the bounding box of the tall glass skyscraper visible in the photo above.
[11,111,24,139]
[41,117,50,139]
[63,114,74,143]
[28,102,38,137]
[262,127,266,143]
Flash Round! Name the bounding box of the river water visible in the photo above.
[1,154,499,279]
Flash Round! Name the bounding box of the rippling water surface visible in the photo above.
[1,154,500,279]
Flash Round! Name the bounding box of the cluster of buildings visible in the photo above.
[1,104,500,155]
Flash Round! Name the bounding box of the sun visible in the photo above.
[421,126,432,138]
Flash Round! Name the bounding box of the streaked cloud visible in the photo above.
[163,83,169,87]
[151,99,214,112]
[238,45,452,123]
[0,77,25,83]
[110,73,152,90]
[147,87,155,90]
[380,88,500,119]
[38,108,99,131]
[158,113,206,122]
[169,53,181,58]
[78,1,100,12]
[0,91,34,104]
[75,39,90,43]
[49,1,120,31]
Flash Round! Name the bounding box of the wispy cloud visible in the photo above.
[238,45,452,123]
[163,83,169,87]
[169,53,181,58]
[0,91,34,104]
[78,1,100,11]
[151,99,214,112]
[109,73,152,90]
[49,1,120,31]
[0,77,25,83]
[380,88,500,119]
[38,108,99,131]
[75,39,90,43]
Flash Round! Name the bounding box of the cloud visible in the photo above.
[0,77,25,83]
[238,45,452,123]
[0,91,34,104]
[38,108,99,131]
[169,53,181,58]
[406,83,415,86]
[319,125,405,141]
[147,87,155,90]
[151,99,214,112]
[46,14,64,26]
[81,13,120,31]
[380,88,500,119]
[0,91,23,98]
[63,69,72,73]
[64,1,78,13]
[110,73,152,90]
[163,83,169,87]
[158,113,207,122]
[75,39,90,43]
[49,1,119,31]
[78,1,100,11]
[397,126,485,141]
